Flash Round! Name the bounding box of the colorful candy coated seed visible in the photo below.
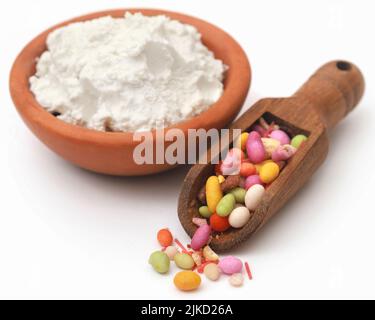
[195,118,301,239]
[149,251,170,274]
[174,253,195,270]
[234,132,249,151]
[157,228,173,247]
[198,206,212,218]
[174,271,201,291]
[244,175,263,190]
[229,273,244,287]
[259,162,280,184]
[229,187,246,204]
[261,138,280,158]
[255,159,274,174]
[192,217,208,227]
[239,132,249,151]
[210,213,231,232]
[240,162,256,177]
[246,131,266,164]
[191,252,202,267]
[269,129,291,145]
[222,148,243,167]
[272,144,296,162]
[216,193,235,217]
[291,134,308,148]
[218,175,225,183]
[221,148,244,175]
[164,246,178,261]
[206,176,223,213]
[202,245,219,261]
[220,175,241,193]
[228,206,251,228]
[245,184,265,210]
[218,256,243,275]
[253,124,267,136]
[191,224,211,251]
[204,263,221,281]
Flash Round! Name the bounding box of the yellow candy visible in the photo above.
[255,160,274,174]
[239,132,249,151]
[174,271,201,291]
[261,138,280,158]
[218,175,225,184]
[259,162,280,184]
[206,176,223,213]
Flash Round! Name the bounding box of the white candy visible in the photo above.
[228,206,251,228]
[164,246,178,260]
[204,263,221,281]
[229,273,244,287]
[245,184,265,210]
[261,138,280,158]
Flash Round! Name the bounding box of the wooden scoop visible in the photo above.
[178,60,365,252]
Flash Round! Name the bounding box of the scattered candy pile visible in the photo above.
[149,228,251,291]
[148,117,307,292]
[197,117,308,233]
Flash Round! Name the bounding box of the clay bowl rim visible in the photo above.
[9,8,251,147]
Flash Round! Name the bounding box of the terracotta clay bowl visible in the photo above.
[9,9,251,176]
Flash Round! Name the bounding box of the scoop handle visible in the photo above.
[293,60,365,130]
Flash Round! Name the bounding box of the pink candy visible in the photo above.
[245,175,263,190]
[269,130,290,145]
[191,225,211,251]
[218,256,243,275]
[192,217,208,227]
[221,148,244,175]
[272,145,296,162]
[252,124,267,137]
[246,132,266,164]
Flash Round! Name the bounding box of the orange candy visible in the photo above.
[157,228,173,247]
[240,162,256,177]
[210,214,230,232]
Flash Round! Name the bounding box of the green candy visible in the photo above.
[291,134,308,149]
[216,193,235,217]
[199,206,212,218]
[174,253,195,270]
[229,187,246,204]
[149,251,170,274]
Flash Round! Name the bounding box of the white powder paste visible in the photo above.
[29,12,226,132]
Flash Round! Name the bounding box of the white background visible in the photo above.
[1,0,374,300]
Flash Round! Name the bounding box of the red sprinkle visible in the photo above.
[197,262,209,273]
[245,262,253,280]
[174,238,188,252]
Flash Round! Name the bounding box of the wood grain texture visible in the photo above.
[178,60,365,252]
